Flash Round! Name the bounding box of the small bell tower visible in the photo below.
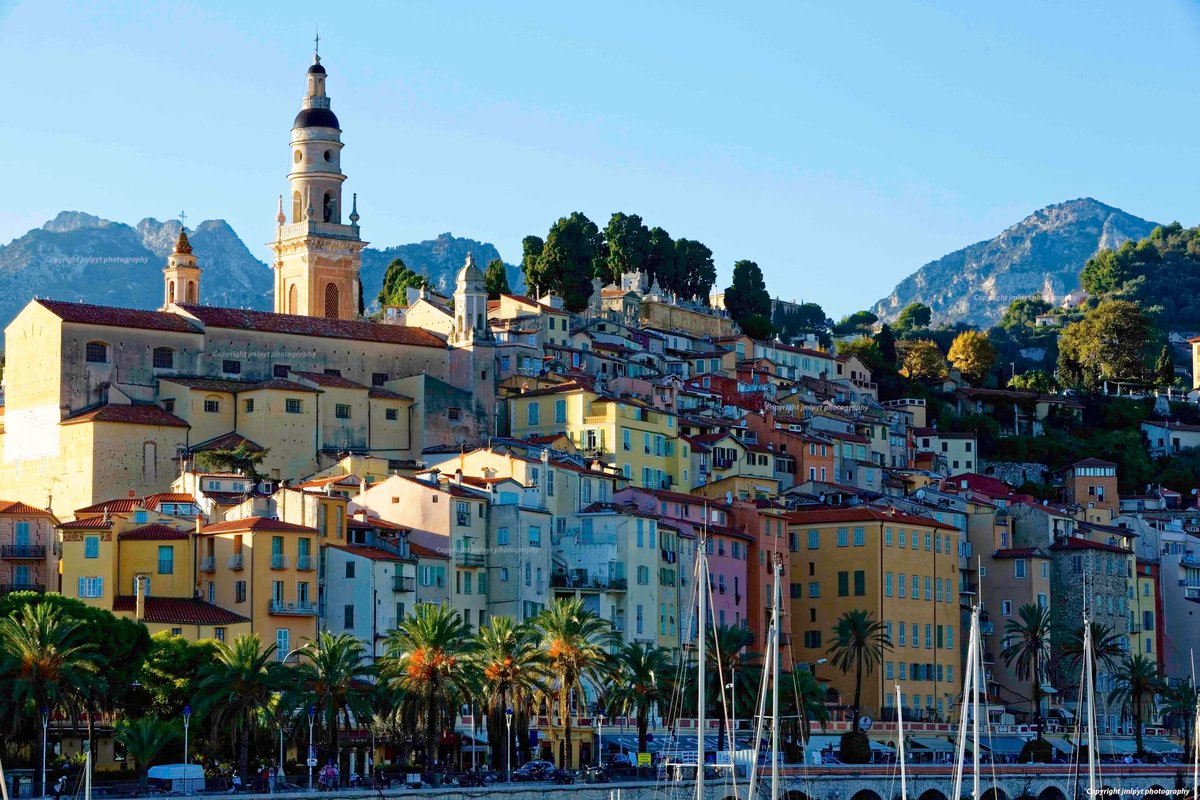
[163,219,200,307]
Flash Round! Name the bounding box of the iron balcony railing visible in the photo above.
[1,545,45,560]
[269,600,318,616]
[200,556,216,573]
[227,554,244,570]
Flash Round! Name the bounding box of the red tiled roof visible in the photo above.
[785,506,957,530]
[245,378,320,393]
[62,404,190,428]
[190,432,265,453]
[409,541,448,559]
[112,596,249,625]
[119,523,191,541]
[143,493,197,507]
[347,516,409,532]
[325,543,408,562]
[402,474,487,500]
[1070,457,1116,468]
[368,387,413,401]
[292,371,368,389]
[0,500,54,517]
[60,516,112,529]
[159,376,251,393]
[205,491,248,505]
[501,294,568,315]
[37,299,199,333]
[992,548,1042,559]
[1049,536,1132,555]
[178,305,447,348]
[76,499,142,514]
[201,517,318,534]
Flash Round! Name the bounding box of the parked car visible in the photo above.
[511,761,555,782]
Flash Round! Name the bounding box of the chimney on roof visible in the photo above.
[428,468,441,486]
[325,482,334,497]
[357,509,369,522]
[454,469,463,486]
[360,479,368,496]
[134,574,148,622]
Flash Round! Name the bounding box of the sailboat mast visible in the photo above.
[1083,617,1097,798]
[973,606,981,800]
[697,509,707,800]
[1191,698,1198,800]
[896,684,907,800]
[771,553,782,800]
[952,605,979,800]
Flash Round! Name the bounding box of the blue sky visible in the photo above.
[1,0,1198,316]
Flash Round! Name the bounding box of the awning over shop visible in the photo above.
[1096,739,1138,756]
[1045,736,1077,755]
[910,736,955,752]
[1142,738,1184,755]
[979,736,1027,755]
[803,735,894,754]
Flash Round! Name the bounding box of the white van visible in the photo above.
[146,764,205,794]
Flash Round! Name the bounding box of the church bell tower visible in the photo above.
[163,224,200,307]
[269,49,366,319]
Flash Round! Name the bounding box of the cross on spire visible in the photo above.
[314,29,320,56]
[179,210,187,230]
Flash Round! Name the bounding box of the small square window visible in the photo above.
[385,408,398,421]
[244,399,254,413]
[273,364,290,378]
[163,399,175,413]
[449,407,461,421]
[335,404,351,419]
[203,399,220,413]
[85,342,108,363]
[223,359,242,374]
[285,399,303,414]
[372,372,388,386]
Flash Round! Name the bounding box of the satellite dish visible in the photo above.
[915,489,926,500]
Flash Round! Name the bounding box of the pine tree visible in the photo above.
[484,258,511,300]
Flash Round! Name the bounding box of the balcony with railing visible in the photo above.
[200,556,216,573]
[1,545,46,560]
[551,571,627,591]
[227,554,244,570]
[393,575,416,592]
[269,600,318,616]
[296,554,316,571]
[0,582,44,594]
[456,552,486,568]
[270,554,290,570]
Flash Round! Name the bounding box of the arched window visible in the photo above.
[292,191,303,223]
[322,192,335,223]
[167,280,175,304]
[85,341,109,364]
[152,347,174,370]
[324,283,339,318]
[288,284,298,315]
[186,281,196,304]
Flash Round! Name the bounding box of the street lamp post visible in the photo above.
[307,707,316,791]
[41,706,49,800]
[505,708,513,782]
[470,703,476,773]
[183,705,191,765]
[596,714,604,766]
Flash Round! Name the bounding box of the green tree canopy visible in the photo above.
[1079,222,1200,328]
[874,323,897,367]
[537,212,602,312]
[484,258,511,300]
[194,441,269,481]
[1155,345,1175,386]
[724,260,773,339]
[644,226,677,288]
[377,257,429,308]
[132,633,219,719]
[773,302,831,346]
[602,212,652,286]
[1007,370,1056,393]
[1057,300,1157,390]
[520,235,546,295]
[832,310,878,336]
[1000,296,1053,331]
[894,302,933,332]
[672,238,716,302]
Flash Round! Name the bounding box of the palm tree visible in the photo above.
[776,666,829,761]
[468,616,545,770]
[1161,679,1197,760]
[1059,620,1125,681]
[1000,603,1054,743]
[705,624,758,752]
[608,642,674,755]
[115,717,178,783]
[292,632,375,778]
[826,609,891,734]
[1108,654,1163,757]
[0,603,99,791]
[192,634,285,780]
[380,603,476,769]
[532,598,616,769]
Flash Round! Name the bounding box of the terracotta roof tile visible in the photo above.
[37,299,199,333]
[368,387,413,401]
[178,305,446,348]
[325,543,409,562]
[60,516,113,529]
[112,596,249,625]
[409,541,448,560]
[292,371,369,389]
[75,499,141,515]
[189,432,265,453]
[143,493,198,508]
[245,378,320,393]
[785,506,958,530]
[0,501,54,517]
[160,376,252,393]
[201,517,318,534]
[62,404,190,428]
[119,523,192,541]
